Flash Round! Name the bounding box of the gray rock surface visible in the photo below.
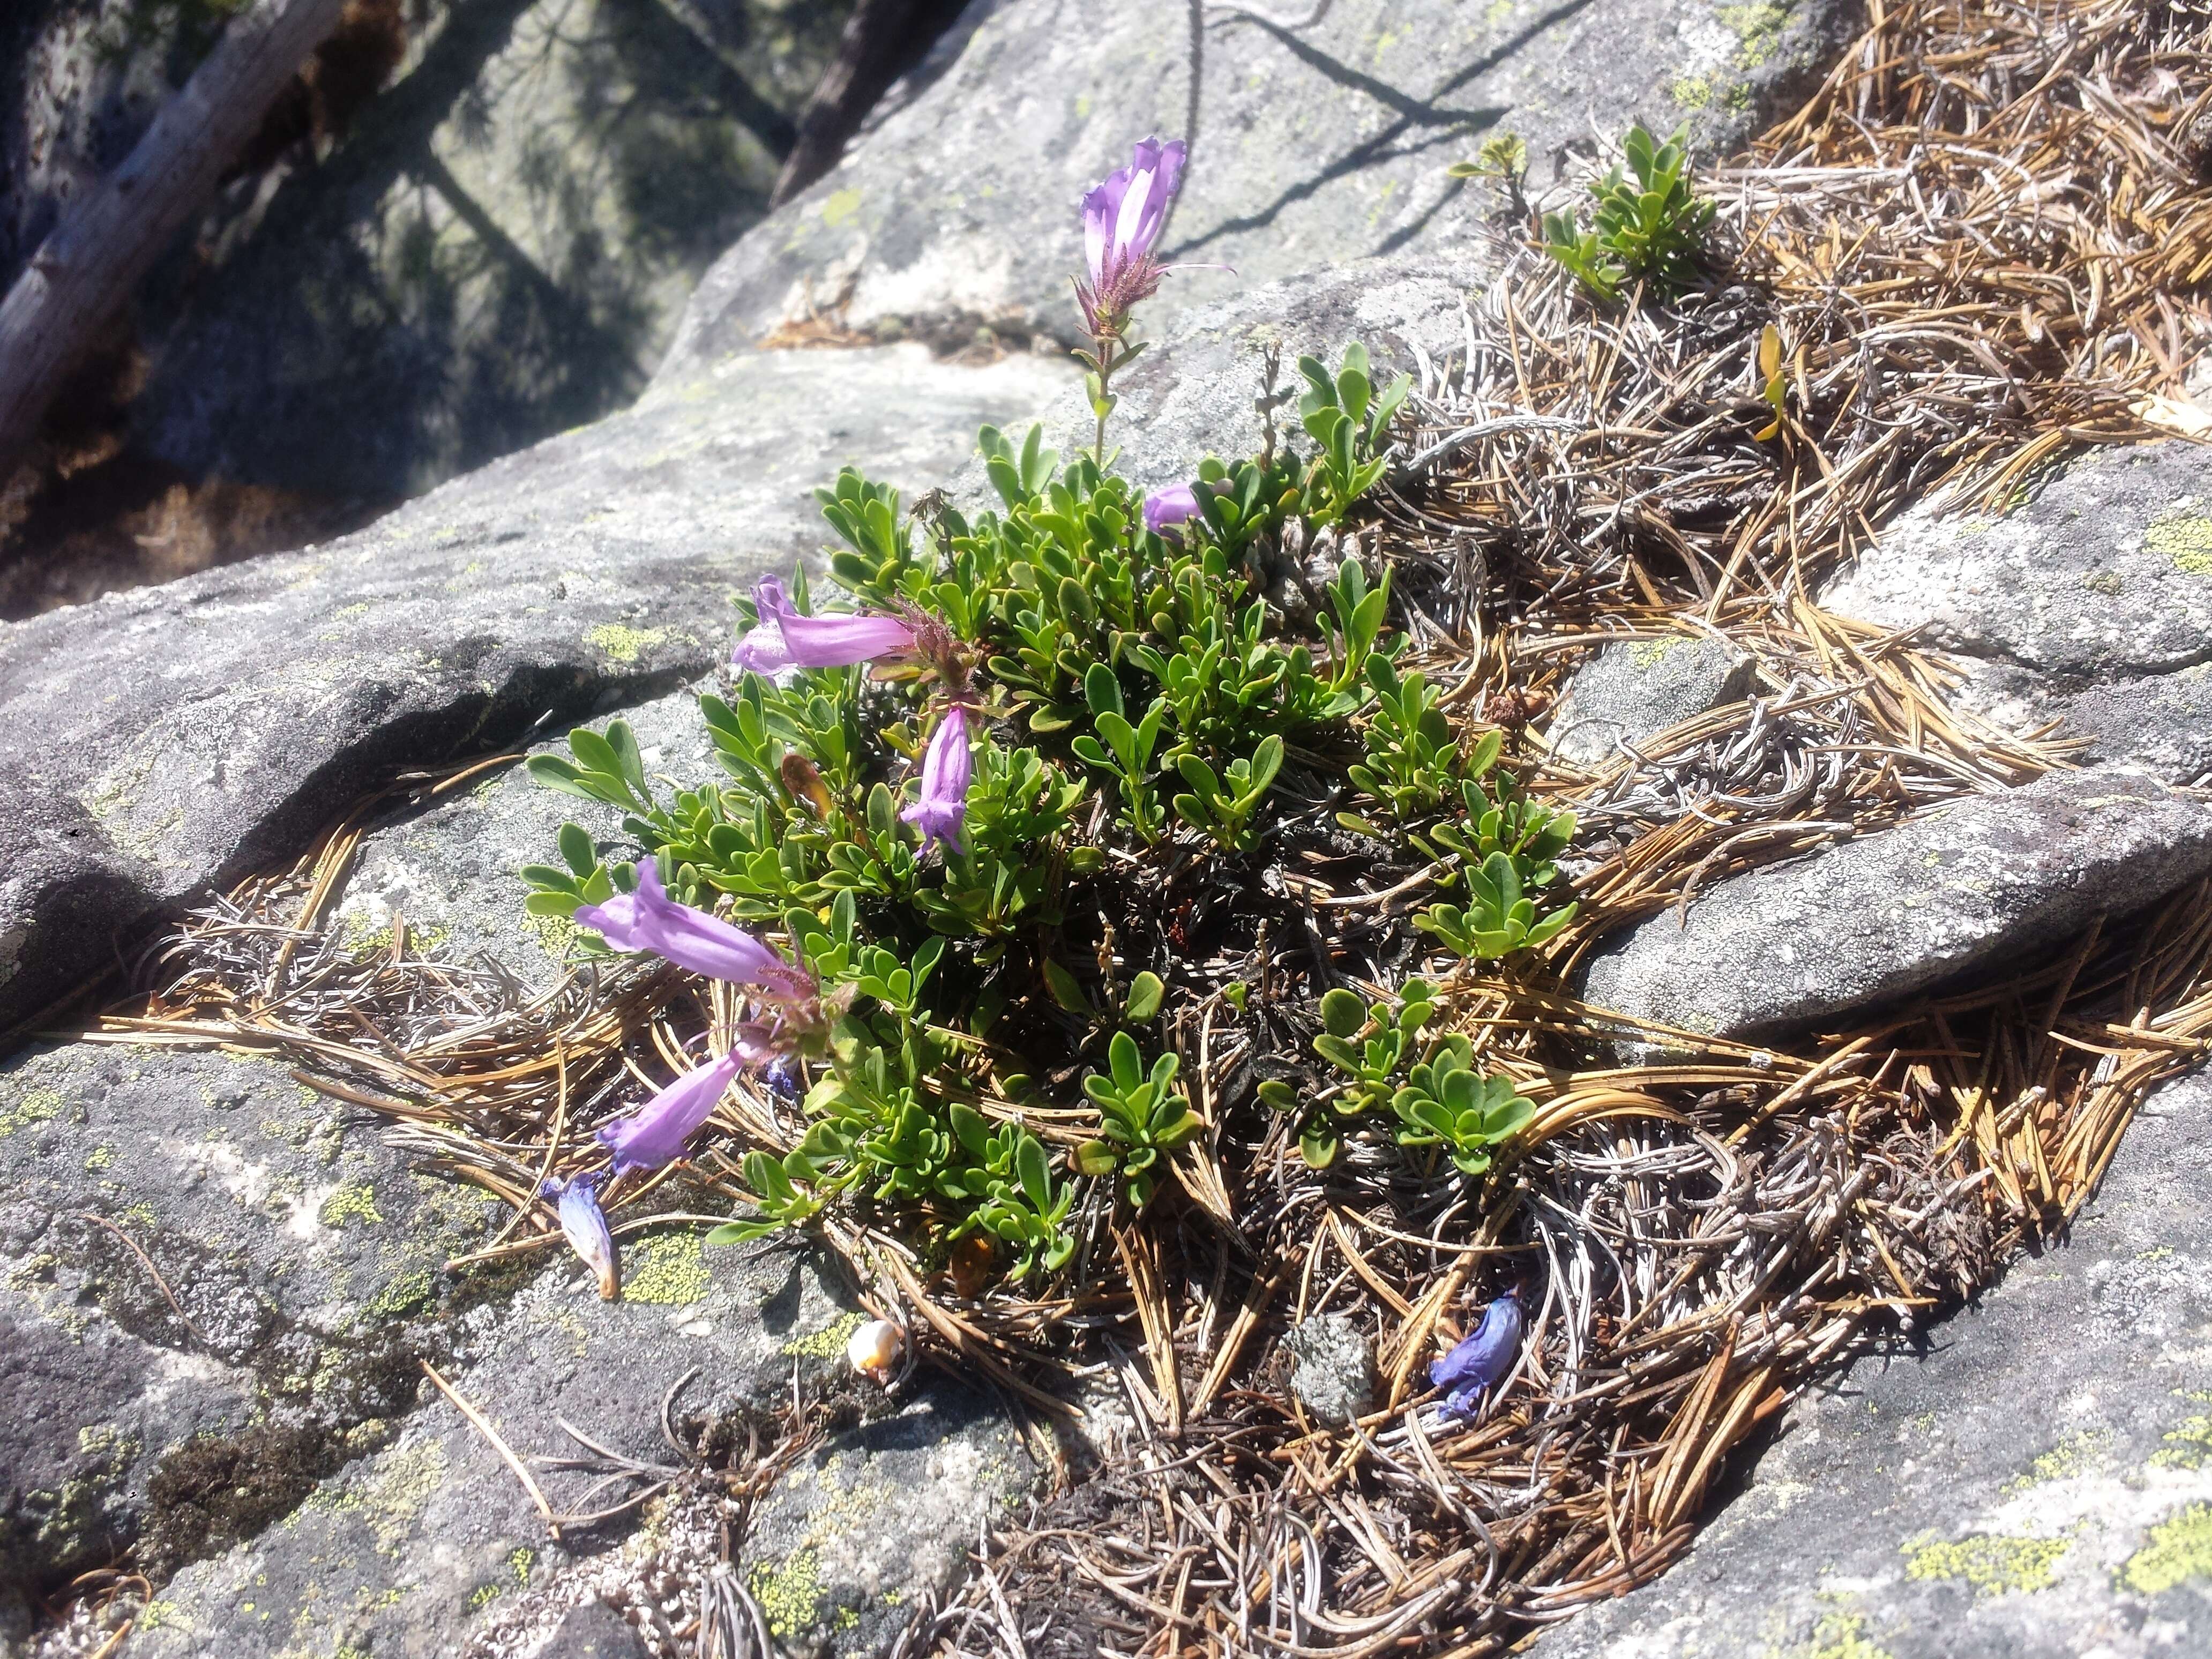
[335,681,721,990]
[1580,769,2212,1041]
[1542,1066,2212,1659]
[661,0,1856,375]
[539,1601,650,1657]
[1821,442,2212,785]
[3,685,1038,1655]
[1545,635,1757,768]
[744,1391,1039,1658]
[0,1040,496,1597]
[126,1231,1026,1659]
[1284,1312,1377,1426]
[1019,250,1489,497]
[0,342,1065,1038]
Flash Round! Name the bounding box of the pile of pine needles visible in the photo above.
[87,0,2212,1654]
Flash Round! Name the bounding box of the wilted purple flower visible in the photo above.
[1075,138,1187,338]
[574,860,814,999]
[760,1054,803,1102]
[901,704,973,853]
[597,1049,745,1175]
[731,575,920,676]
[1143,484,1202,534]
[1430,1285,1525,1418]
[542,1172,619,1299]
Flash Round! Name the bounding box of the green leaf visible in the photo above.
[1074,1140,1120,1177]
[1044,958,1094,1015]
[1108,1030,1143,1094]
[556,823,597,878]
[1016,1134,1052,1214]
[1084,662,1124,719]
[1124,972,1164,1023]
[1320,988,1367,1040]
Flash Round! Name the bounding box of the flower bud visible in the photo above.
[847,1317,905,1384]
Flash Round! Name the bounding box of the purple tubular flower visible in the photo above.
[1430,1286,1525,1418]
[542,1172,619,1299]
[901,704,973,853]
[597,1049,745,1175]
[574,860,814,998]
[1143,484,1202,533]
[1077,138,1188,335]
[731,575,919,675]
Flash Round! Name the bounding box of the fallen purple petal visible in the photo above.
[1430,1285,1525,1416]
[541,1171,619,1299]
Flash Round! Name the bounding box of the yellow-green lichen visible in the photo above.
[309,1440,447,1556]
[1718,0,1790,64]
[625,1232,709,1306]
[587,623,669,663]
[1631,636,1685,668]
[509,1545,535,1585]
[364,1268,434,1320]
[84,1146,114,1171]
[782,1310,865,1361]
[2147,509,2212,575]
[319,1183,384,1228]
[520,910,585,960]
[2150,1415,2212,1470]
[0,1087,64,1137]
[819,188,863,229]
[1902,1532,2068,1596]
[749,1547,824,1638]
[2003,1429,2111,1494]
[1774,1611,1894,1659]
[2122,1501,2212,1594]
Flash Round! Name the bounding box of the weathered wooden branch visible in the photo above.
[769,0,973,209]
[0,0,354,473]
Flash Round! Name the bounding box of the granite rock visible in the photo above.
[1821,441,2212,786]
[334,681,722,991]
[743,1389,1040,1658]
[1580,769,2212,1042]
[0,343,1066,1039]
[1540,1067,2212,1659]
[0,1040,498,1596]
[1545,635,1757,768]
[1284,1312,1377,1426]
[661,0,1858,374]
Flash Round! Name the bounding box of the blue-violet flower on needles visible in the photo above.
[1430,1284,1525,1418]
[1144,484,1202,533]
[902,703,973,853]
[574,860,814,999]
[597,1048,745,1175]
[1076,137,1187,338]
[542,1171,619,1299]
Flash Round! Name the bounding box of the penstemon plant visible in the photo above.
[511,132,1570,1302]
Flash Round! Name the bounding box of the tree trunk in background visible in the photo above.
[770,0,974,208]
[0,0,353,474]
